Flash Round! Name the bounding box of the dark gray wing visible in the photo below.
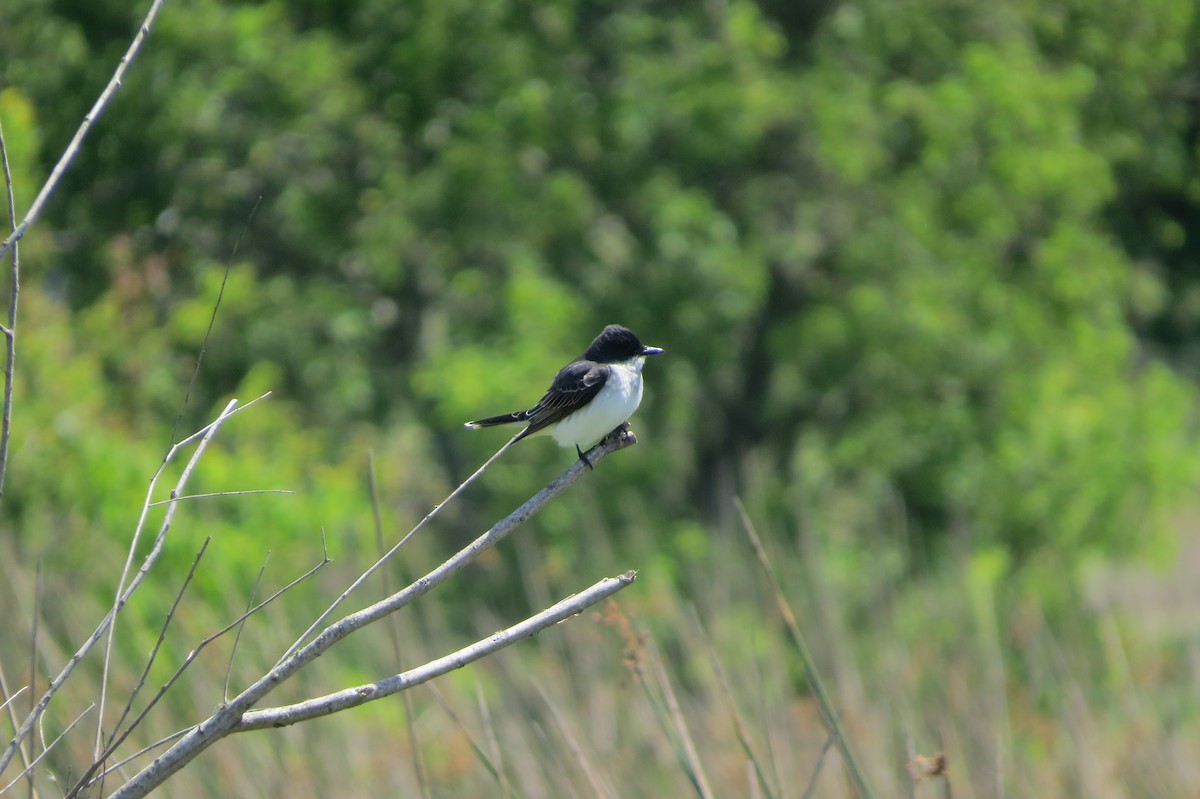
[517,360,609,439]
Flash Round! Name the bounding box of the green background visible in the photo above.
[3,0,1200,795]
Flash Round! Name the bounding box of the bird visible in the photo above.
[465,324,664,467]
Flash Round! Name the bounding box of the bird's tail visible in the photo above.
[464,410,530,429]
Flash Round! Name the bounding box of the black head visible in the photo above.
[583,324,664,363]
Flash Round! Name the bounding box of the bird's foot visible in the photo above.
[579,424,636,470]
[575,444,594,470]
[602,421,636,446]
[604,421,631,441]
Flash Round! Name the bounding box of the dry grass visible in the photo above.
[3,505,1200,798]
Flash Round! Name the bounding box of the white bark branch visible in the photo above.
[235,572,636,732]
[0,397,258,779]
[107,429,638,799]
[0,0,168,263]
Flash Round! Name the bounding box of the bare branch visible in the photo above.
[167,392,271,454]
[0,666,30,791]
[0,687,25,719]
[235,572,637,732]
[82,727,190,788]
[0,0,168,264]
[0,704,94,795]
[0,399,251,778]
[24,560,43,797]
[104,539,210,753]
[166,195,259,451]
[108,429,638,799]
[148,489,293,507]
[67,550,329,799]
[0,107,21,501]
[95,398,239,757]
[224,552,271,702]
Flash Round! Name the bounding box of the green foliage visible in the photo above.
[2,0,1198,586]
[5,0,1200,794]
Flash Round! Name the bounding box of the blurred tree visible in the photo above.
[0,0,1197,587]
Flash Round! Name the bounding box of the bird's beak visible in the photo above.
[642,345,664,356]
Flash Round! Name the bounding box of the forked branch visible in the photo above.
[108,429,639,799]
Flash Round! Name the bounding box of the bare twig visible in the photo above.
[67,550,329,799]
[225,552,271,701]
[733,497,874,799]
[104,539,211,754]
[235,573,637,732]
[148,489,293,507]
[85,727,190,787]
[166,195,258,450]
[0,665,30,785]
[0,704,94,795]
[0,398,263,778]
[95,398,240,757]
[0,0,167,264]
[0,109,20,501]
[24,559,42,799]
[109,431,638,799]
[0,687,25,719]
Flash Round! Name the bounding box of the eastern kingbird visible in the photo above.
[465,325,664,466]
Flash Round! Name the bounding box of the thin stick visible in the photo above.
[149,489,293,507]
[0,0,168,263]
[0,109,21,502]
[276,432,524,666]
[225,552,271,701]
[106,539,210,751]
[24,560,42,799]
[235,573,637,732]
[0,399,266,777]
[71,539,208,799]
[0,665,31,788]
[95,398,239,757]
[0,687,25,718]
[733,497,874,799]
[0,704,94,795]
[87,727,190,786]
[67,551,329,799]
[166,195,258,450]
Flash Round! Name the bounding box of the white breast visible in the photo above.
[550,358,645,448]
